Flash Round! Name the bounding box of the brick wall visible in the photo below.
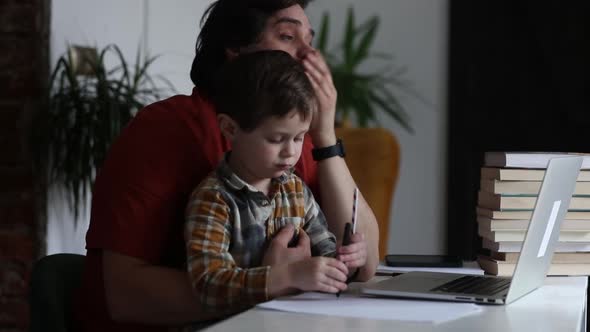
[0,0,50,330]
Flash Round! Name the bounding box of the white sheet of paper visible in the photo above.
[376,263,485,275]
[257,292,482,324]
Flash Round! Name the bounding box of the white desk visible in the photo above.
[203,276,587,332]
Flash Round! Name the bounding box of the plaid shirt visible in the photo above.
[184,157,336,314]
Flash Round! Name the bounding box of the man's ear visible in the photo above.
[217,114,238,140]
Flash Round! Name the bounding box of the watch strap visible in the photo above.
[312,138,345,161]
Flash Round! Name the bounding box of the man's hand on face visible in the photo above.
[262,224,311,266]
[302,50,338,148]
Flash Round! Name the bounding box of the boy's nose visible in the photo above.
[281,143,296,157]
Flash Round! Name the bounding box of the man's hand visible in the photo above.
[302,49,337,148]
[262,224,311,266]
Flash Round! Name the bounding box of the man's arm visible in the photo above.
[316,153,379,281]
[102,225,313,325]
[303,50,379,280]
[102,251,223,324]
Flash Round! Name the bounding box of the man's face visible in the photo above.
[240,5,315,61]
[229,110,311,187]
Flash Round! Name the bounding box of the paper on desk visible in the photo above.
[376,263,485,276]
[257,292,482,324]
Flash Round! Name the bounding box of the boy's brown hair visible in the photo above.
[212,50,317,132]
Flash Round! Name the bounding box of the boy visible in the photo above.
[184,50,350,316]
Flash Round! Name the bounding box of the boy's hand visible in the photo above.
[262,224,311,266]
[337,233,368,273]
[287,257,349,293]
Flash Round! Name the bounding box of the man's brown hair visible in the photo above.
[191,0,313,96]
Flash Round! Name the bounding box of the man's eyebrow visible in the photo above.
[274,17,315,37]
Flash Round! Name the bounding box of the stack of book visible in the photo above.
[476,151,590,276]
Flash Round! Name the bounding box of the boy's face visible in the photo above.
[228,109,311,187]
[239,5,315,61]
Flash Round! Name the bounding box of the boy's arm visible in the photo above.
[301,183,337,257]
[185,190,269,315]
[301,183,361,280]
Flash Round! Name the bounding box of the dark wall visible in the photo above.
[0,0,50,330]
[447,1,589,259]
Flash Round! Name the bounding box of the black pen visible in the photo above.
[337,188,359,298]
[336,222,352,298]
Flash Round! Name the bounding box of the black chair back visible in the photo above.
[29,253,85,332]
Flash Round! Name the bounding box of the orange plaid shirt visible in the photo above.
[184,157,336,315]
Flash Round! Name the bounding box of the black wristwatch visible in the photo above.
[312,138,345,161]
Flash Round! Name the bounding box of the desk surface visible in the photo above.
[203,276,587,332]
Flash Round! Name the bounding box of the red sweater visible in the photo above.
[74,88,319,332]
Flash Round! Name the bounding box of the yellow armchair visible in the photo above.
[336,127,400,260]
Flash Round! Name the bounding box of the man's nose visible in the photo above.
[296,44,314,61]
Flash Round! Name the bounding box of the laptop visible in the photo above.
[362,156,583,305]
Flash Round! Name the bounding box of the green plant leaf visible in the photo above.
[370,88,413,133]
[351,16,378,68]
[350,85,375,127]
[343,7,355,69]
[316,13,330,53]
[32,43,175,224]
[317,7,425,131]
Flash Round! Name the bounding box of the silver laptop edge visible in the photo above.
[505,156,582,303]
[363,156,583,305]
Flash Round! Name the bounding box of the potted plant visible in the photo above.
[316,7,421,132]
[315,7,424,258]
[33,44,172,220]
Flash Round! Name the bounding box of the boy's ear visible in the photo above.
[217,114,238,140]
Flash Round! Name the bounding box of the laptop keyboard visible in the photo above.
[430,276,511,295]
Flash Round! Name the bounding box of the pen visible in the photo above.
[342,222,353,246]
[337,188,359,298]
[352,187,359,234]
[336,222,352,298]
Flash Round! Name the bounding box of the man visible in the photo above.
[74,1,379,331]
